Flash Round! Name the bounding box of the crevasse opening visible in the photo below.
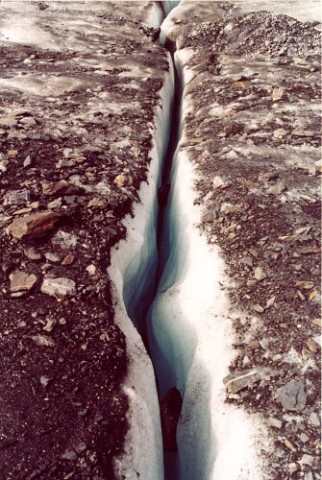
[111,3,184,478]
[110,2,218,478]
[108,48,174,478]
[147,9,266,480]
[111,3,264,480]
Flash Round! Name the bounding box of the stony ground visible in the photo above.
[166,1,321,479]
[0,1,321,479]
[0,2,168,478]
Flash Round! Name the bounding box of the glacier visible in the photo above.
[108,49,174,480]
[147,31,269,480]
[148,137,267,480]
[1,1,319,479]
[107,5,183,479]
[109,2,271,480]
[162,1,181,15]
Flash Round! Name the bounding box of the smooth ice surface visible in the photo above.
[109,56,174,480]
[148,49,269,480]
[146,2,164,26]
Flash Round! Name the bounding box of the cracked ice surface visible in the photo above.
[109,53,174,480]
[229,0,322,23]
[149,51,269,480]
[0,1,162,49]
[156,2,321,480]
[0,1,171,478]
[162,0,321,46]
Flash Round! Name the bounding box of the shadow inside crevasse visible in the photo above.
[122,7,217,479]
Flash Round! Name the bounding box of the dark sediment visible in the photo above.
[164,3,321,478]
[0,2,169,478]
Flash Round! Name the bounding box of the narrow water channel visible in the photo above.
[153,43,182,480]
[122,3,184,478]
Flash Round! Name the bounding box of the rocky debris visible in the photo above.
[0,1,168,478]
[160,387,183,451]
[275,380,307,412]
[114,174,127,188]
[44,251,60,263]
[3,189,30,206]
[24,246,42,260]
[308,412,320,428]
[86,264,97,276]
[23,155,32,168]
[224,368,264,395]
[7,211,62,240]
[167,1,321,479]
[9,270,37,296]
[272,87,285,102]
[41,277,76,299]
[52,230,77,249]
[254,266,266,282]
[43,316,56,333]
[31,334,55,348]
[267,416,283,430]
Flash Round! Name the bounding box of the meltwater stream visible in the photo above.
[117,2,274,479]
[119,2,208,479]
[121,3,184,479]
[118,4,253,479]
[126,53,182,480]
[152,45,183,480]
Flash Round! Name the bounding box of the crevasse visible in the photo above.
[108,53,174,479]
[109,2,266,480]
[107,3,179,479]
[148,5,266,480]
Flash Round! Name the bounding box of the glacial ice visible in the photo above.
[108,54,174,480]
[145,1,164,27]
[232,0,321,23]
[162,1,181,15]
[109,3,275,480]
[147,49,269,480]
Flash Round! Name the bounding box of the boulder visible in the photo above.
[275,379,306,411]
[160,387,182,451]
[7,211,61,240]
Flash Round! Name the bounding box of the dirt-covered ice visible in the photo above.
[153,2,321,479]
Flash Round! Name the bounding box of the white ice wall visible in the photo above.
[145,2,164,27]
[108,55,174,480]
[162,1,181,16]
[148,48,269,480]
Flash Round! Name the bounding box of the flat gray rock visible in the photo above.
[275,379,307,411]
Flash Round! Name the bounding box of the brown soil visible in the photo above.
[172,4,321,479]
[0,2,168,478]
